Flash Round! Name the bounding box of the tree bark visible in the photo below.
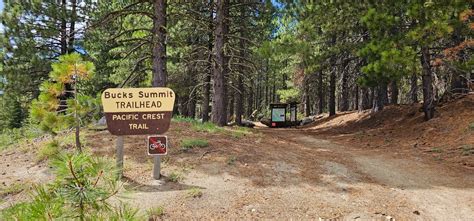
[235,13,245,125]
[390,80,399,104]
[187,97,196,118]
[211,0,229,126]
[305,77,311,117]
[410,74,418,103]
[340,67,349,112]
[201,0,213,122]
[449,24,468,94]
[421,46,435,120]
[152,0,167,87]
[235,73,244,125]
[373,84,387,112]
[68,0,77,53]
[317,71,324,114]
[272,77,277,103]
[359,87,371,111]
[228,86,234,121]
[246,83,253,118]
[329,68,336,116]
[60,0,68,55]
[265,63,269,107]
[354,85,359,111]
[180,98,188,117]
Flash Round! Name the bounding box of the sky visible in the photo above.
[271,0,284,9]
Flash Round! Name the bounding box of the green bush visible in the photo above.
[1,152,138,220]
[167,172,184,182]
[147,206,164,219]
[181,138,209,150]
[187,187,203,198]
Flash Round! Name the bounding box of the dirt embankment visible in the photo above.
[302,94,474,169]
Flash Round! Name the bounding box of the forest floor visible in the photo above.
[1,95,473,220]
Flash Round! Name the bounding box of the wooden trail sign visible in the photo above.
[101,88,176,135]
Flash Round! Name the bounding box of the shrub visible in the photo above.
[187,187,203,198]
[1,152,133,220]
[168,172,184,182]
[147,206,164,220]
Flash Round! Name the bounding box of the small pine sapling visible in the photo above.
[30,53,95,152]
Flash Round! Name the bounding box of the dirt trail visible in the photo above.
[112,127,473,220]
[267,129,474,220]
[1,126,473,220]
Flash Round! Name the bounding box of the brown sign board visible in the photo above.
[101,88,176,135]
[147,136,168,155]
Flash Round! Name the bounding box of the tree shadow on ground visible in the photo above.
[121,176,205,193]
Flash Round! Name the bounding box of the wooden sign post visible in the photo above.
[101,88,175,180]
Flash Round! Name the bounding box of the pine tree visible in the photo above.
[0,0,90,127]
[30,53,95,152]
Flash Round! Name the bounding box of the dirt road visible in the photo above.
[117,127,474,220]
[2,126,473,220]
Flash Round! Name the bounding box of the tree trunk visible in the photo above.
[265,64,269,107]
[235,15,245,125]
[255,77,259,111]
[235,74,244,125]
[211,0,229,126]
[450,24,468,94]
[60,0,68,55]
[359,87,371,111]
[272,77,277,103]
[187,97,196,118]
[410,74,418,103]
[152,0,167,87]
[228,86,234,121]
[354,85,359,111]
[329,68,336,116]
[340,68,349,112]
[390,80,399,104]
[317,71,324,114]
[68,0,77,53]
[202,72,211,121]
[246,84,253,118]
[305,78,311,117]
[201,0,213,122]
[421,46,435,120]
[180,98,188,117]
[373,84,387,112]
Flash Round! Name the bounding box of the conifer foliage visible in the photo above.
[29,53,96,151]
